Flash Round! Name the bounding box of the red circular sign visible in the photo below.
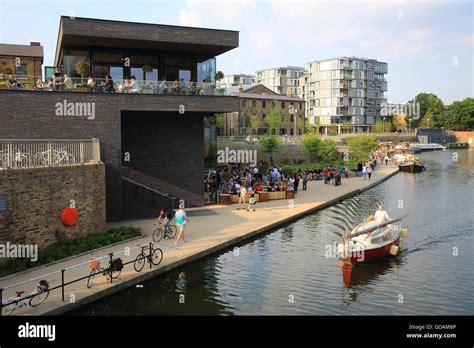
[61,207,79,226]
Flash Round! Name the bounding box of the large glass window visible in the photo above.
[197,57,216,84]
[131,67,144,80]
[63,50,89,78]
[110,67,124,84]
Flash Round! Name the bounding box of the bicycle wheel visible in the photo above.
[152,228,163,243]
[134,253,146,272]
[67,154,76,165]
[166,225,177,239]
[87,269,96,288]
[29,287,49,307]
[151,247,163,266]
[2,302,15,316]
[111,265,121,279]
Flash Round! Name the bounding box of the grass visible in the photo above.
[0,226,142,277]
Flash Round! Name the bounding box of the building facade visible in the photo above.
[217,73,255,90]
[300,57,387,134]
[0,42,43,88]
[0,16,239,222]
[255,66,304,96]
[222,84,305,136]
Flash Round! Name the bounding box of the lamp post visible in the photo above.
[409,118,412,133]
[427,118,430,128]
[382,116,386,133]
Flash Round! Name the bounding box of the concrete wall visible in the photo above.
[0,90,238,221]
[0,164,105,249]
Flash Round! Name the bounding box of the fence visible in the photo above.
[0,239,181,315]
[0,75,228,96]
[0,139,100,169]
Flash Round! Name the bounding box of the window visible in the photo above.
[242,99,247,107]
[281,101,285,109]
[252,100,256,108]
[262,101,266,108]
[15,64,27,76]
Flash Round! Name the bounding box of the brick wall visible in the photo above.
[0,56,42,87]
[0,91,239,221]
[448,131,474,147]
[0,164,106,249]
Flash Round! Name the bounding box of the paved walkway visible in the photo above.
[0,164,399,315]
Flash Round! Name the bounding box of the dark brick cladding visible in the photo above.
[0,91,239,221]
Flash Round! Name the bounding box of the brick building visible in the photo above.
[222,84,305,136]
[0,42,43,88]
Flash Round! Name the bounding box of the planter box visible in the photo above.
[219,194,232,205]
[286,191,295,199]
[268,191,279,200]
[277,191,287,199]
[230,194,240,203]
[75,86,88,92]
[258,191,269,202]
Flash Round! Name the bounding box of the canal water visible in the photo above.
[74,149,474,315]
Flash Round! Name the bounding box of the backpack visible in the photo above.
[111,258,123,272]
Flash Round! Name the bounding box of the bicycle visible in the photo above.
[87,253,123,288]
[152,222,177,242]
[133,243,163,272]
[1,280,49,315]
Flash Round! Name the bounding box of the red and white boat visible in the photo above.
[337,215,409,266]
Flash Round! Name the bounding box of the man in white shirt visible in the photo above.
[374,205,390,224]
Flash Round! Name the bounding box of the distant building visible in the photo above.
[255,66,304,96]
[0,42,43,88]
[218,73,256,91]
[300,57,388,134]
[222,84,305,136]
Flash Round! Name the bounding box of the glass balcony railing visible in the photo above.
[0,75,229,96]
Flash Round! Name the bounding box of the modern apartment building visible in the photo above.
[218,73,255,90]
[255,66,304,96]
[222,84,305,136]
[300,57,387,134]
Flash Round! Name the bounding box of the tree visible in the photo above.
[215,113,225,135]
[249,114,260,134]
[320,139,340,162]
[373,119,384,133]
[265,103,284,133]
[443,98,474,130]
[259,135,282,166]
[345,135,378,163]
[408,93,444,128]
[75,60,90,84]
[301,133,322,161]
[297,116,307,135]
[215,71,224,83]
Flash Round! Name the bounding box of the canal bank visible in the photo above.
[0,165,399,315]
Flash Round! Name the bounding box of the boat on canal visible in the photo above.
[392,144,425,173]
[409,143,445,153]
[337,215,409,267]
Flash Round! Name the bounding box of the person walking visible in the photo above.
[362,163,367,180]
[302,173,308,190]
[357,162,363,177]
[237,184,247,210]
[337,167,343,185]
[174,206,188,245]
[367,165,373,180]
[384,155,389,166]
[246,188,257,211]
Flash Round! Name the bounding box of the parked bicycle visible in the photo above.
[152,222,177,242]
[1,280,49,315]
[134,243,163,272]
[87,253,123,288]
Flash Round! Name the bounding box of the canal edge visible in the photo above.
[43,168,400,315]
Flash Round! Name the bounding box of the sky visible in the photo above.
[0,0,472,103]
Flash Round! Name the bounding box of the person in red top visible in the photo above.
[255,183,263,192]
[333,168,339,186]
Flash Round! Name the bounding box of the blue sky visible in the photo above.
[0,0,472,103]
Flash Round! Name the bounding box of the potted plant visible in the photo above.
[74,60,90,88]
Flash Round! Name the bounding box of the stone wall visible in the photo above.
[0,164,106,249]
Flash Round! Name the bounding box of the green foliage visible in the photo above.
[443,98,474,130]
[215,113,225,128]
[74,60,90,78]
[265,103,284,130]
[344,135,379,163]
[408,93,444,128]
[0,227,142,277]
[215,71,224,82]
[320,139,340,162]
[301,133,322,158]
[259,135,283,166]
[249,114,260,130]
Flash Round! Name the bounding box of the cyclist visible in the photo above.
[154,209,169,232]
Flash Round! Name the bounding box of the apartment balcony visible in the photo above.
[0,75,230,96]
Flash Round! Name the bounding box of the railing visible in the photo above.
[0,75,229,96]
[0,240,182,316]
[0,139,100,170]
